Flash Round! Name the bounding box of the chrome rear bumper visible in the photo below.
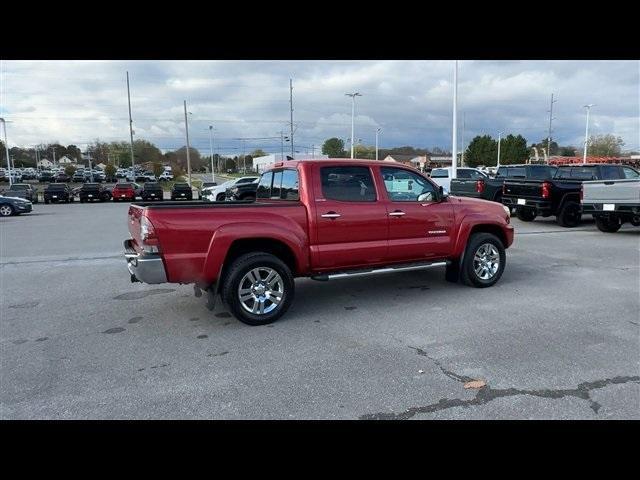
[124,239,168,284]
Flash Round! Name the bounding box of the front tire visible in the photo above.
[460,233,506,288]
[557,200,581,228]
[595,215,622,233]
[216,193,226,202]
[0,204,14,217]
[222,252,295,326]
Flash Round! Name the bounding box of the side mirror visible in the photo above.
[439,185,449,199]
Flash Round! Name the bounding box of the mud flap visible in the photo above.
[206,286,217,311]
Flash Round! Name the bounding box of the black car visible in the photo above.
[38,171,55,183]
[141,182,164,201]
[79,183,110,202]
[0,194,33,216]
[170,182,193,200]
[226,179,258,201]
[44,183,73,203]
[4,183,39,203]
[54,172,71,182]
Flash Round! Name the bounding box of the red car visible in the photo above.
[112,183,139,202]
[123,159,514,325]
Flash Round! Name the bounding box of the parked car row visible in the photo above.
[447,163,640,230]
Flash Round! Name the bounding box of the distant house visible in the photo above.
[37,158,54,168]
[252,154,330,173]
[383,154,432,170]
[58,155,75,165]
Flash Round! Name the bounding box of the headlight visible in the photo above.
[502,205,511,219]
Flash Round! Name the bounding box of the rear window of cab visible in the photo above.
[257,169,299,200]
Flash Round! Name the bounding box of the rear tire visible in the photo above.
[516,208,536,222]
[222,252,295,326]
[557,200,581,228]
[216,193,226,201]
[595,215,622,233]
[460,233,506,288]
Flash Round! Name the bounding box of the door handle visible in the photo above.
[321,211,341,219]
[388,210,405,217]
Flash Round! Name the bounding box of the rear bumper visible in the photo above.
[582,203,640,215]
[124,239,167,284]
[502,196,552,215]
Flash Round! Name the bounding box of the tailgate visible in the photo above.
[503,180,543,199]
[127,204,145,250]
[582,179,640,204]
[450,178,480,198]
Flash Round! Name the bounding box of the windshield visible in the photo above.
[10,184,29,190]
[430,169,448,178]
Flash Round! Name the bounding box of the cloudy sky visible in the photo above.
[1,60,638,156]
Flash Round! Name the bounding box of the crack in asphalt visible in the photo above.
[359,346,640,420]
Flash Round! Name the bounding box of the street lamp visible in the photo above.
[209,125,215,183]
[345,92,362,159]
[0,118,12,186]
[496,131,504,169]
[582,104,595,164]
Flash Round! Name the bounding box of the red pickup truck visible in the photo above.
[124,160,514,325]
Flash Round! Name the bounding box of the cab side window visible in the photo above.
[256,172,273,199]
[321,166,376,202]
[381,167,437,202]
[622,167,639,179]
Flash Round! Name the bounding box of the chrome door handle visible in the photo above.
[388,211,405,217]
[321,212,341,218]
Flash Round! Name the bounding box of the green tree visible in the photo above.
[152,161,164,178]
[588,134,625,156]
[65,165,76,176]
[558,146,577,156]
[322,137,347,157]
[66,145,82,162]
[104,163,117,179]
[500,134,529,165]
[354,144,376,159]
[464,135,498,167]
[250,149,267,158]
[531,139,559,156]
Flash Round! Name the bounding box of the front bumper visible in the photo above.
[14,202,32,212]
[124,239,168,284]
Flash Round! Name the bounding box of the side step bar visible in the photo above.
[310,261,449,281]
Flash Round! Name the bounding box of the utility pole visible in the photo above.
[451,60,458,179]
[209,125,215,183]
[280,131,286,161]
[375,127,381,160]
[0,118,12,186]
[547,93,557,162]
[461,112,466,167]
[126,71,135,172]
[345,92,362,159]
[583,104,595,165]
[52,146,57,166]
[289,79,294,159]
[497,131,503,168]
[183,101,192,185]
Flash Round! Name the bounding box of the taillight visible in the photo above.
[502,183,506,195]
[476,179,485,193]
[140,215,158,245]
[541,181,551,199]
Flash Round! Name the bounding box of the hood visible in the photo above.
[449,194,509,217]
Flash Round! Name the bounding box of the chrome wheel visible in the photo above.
[473,243,500,280]
[238,267,284,315]
[0,205,13,216]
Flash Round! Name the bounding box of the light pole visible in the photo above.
[497,131,503,168]
[183,100,192,185]
[582,104,595,165]
[375,128,381,160]
[345,92,362,159]
[1,118,12,186]
[127,71,135,172]
[451,60,458,180]
[209,125,215,183]
[546,93,557,162]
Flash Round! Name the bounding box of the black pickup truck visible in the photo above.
[79,183,110,202]
[170,182,193,200]
[44,183,74,203]
[450,164,557,203]
[502,164,627,227]
[141,182,164,201]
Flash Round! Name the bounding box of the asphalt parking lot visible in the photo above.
[1,201,639,419]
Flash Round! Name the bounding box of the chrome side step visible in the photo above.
[310,261,449,281]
